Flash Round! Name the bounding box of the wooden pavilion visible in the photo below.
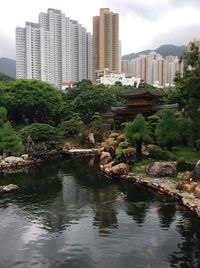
[104,82,178,126]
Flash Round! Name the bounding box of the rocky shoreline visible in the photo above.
[101,168,200,218]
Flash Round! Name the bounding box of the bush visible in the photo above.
[19,123,61,142]
[123,147,136,156]
[115,146,136,164]
[118,141,129,149]
[177,158,195,172]
[0,121,24,156]
[115,147,123,160]
[147,146,177,161]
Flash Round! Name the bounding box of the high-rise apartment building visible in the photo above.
[93,8,119,81]
[87,32,93,81]
[125,52,183,88]
[16,8,93,89]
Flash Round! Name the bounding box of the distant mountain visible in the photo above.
[0,72,14,81]
[122,44,187,61]
[0,58,16,78]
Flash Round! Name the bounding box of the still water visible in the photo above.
[0,157,200,268]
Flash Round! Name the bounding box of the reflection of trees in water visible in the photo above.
[1,157,119,234]
[62,157,119,235]
[119,183,156,225]
[93,187,119,235]
[169,211,200,268]
[157,203,176,229]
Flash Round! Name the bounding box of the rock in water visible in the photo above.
[147,161,177,177]
[194,160,200,180]
[0,184,19,193]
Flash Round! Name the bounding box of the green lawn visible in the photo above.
[172,146,200,164]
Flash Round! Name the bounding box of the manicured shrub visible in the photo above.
[118,141,129,149]
[19,123,61,142]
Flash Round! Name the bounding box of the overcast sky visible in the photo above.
[1,0,200,59]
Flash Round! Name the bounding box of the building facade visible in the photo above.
[93,8,119,81]
[122,52,183,88]
[16,8,93,89]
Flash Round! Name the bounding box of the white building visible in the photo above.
[98,70,141,87]
[122,52,183,88]
[16,8,92,89]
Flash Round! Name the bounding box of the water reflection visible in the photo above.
[169,213,200,268]
[0,157,200,267]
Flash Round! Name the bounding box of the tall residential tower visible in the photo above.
[16,8,93,89]
[93,8,119,81]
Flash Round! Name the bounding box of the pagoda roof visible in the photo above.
[118,83,163,99]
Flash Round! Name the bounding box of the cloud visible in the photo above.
[170,0,200,8]
[0,32,15,59]
[153,23,200,49]
[105,0,170,21]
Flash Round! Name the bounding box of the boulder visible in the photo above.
[21,154,29,160]
[111,163,130,175]
[182,171,193,182]
[194,160,200,180]
[0,184,19,193]
[100,151,112,165]
[109,132,120,139]
[193,185,200,198]
[147,161,177,177]
[4,157,23,165]
[182,182,198,193]
[63,142,72,150]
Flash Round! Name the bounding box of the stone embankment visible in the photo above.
[99,134,200,218]
[0,155,42,172]
[100,160,200,218]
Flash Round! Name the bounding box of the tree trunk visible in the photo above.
[136,141,142,162]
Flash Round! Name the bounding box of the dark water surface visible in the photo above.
[0,157,200,268]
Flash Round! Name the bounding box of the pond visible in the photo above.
[0,157,200,268]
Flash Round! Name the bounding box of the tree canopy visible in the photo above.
[0,80,64,124]
[155,109,181,150]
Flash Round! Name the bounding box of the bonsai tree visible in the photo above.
[124,114,152,162]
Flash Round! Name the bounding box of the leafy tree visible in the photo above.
[0,80,64,124]
[165,44,200,142]
[89,112,104,142]
[124,114,152,162]
[181,42,200,70]
[0,106,7,127]
[59,113,84,137]
[155,110,181,150]
[19,123,61,142]
[73,87,117,124]
[0,121,24,156]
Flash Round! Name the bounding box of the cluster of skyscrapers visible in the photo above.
[16,7,186,89]
[122,53,183,88]
[16,8,120,89]
[16,8,93,89]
